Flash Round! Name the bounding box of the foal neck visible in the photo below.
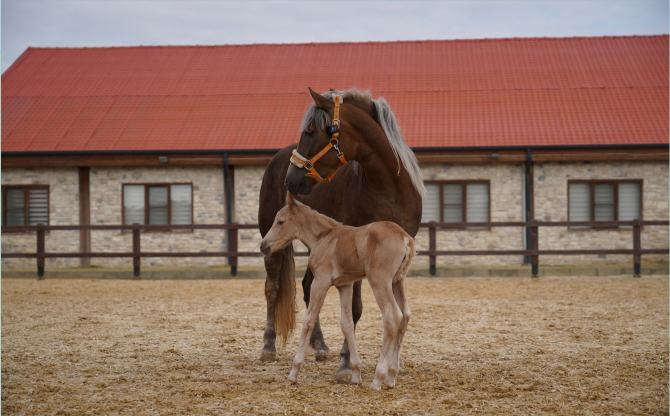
[294,205,340,250]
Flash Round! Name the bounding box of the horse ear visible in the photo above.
[308,87,333,111]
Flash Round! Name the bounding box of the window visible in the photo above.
[422,181,490,226]
[2,186,49,226]
[568,180,641,228]
[122,184,192,225]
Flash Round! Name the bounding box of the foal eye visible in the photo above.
[277,221,285,225]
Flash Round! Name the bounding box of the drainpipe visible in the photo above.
[223,153,236,277]
[524,149,533,265]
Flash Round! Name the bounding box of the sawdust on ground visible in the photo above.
[2,275,668,415]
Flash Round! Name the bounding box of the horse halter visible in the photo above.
[290,95,348,183]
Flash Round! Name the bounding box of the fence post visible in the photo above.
[633,219,641,277]
[229,227,238,277]
[429,221,436,276]
[36,223,46,280]
[530,220,539,278]
[132,223,141,279]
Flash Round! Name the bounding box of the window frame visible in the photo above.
[121,183,194,231]
[423,180,492,230]
[1,185,50,231]
[567,179,643,230]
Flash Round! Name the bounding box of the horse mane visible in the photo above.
[301,89,426,198]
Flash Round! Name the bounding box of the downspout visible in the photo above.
[223,153,236,277]
[524,149,533,265]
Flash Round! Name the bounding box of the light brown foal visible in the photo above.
[260,193,414,391]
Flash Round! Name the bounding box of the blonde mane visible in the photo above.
[301,89,426,198]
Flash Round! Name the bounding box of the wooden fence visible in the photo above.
[2,220,668,279]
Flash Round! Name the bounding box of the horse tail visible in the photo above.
[275,243,297,346]
[394,236,416,283]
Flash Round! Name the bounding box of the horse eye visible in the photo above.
[278,220,285,226]
[304,130,314,136]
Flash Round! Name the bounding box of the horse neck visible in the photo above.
[354,128,413,195]
[294,206,338,250]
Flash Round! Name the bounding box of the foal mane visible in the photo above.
[300,89,426,198]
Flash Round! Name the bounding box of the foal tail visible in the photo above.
[275,243,297,345]
[394,236,416,283]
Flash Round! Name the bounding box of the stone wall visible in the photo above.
[1,167,81,268]
[534,161,669,265]
[415,163,526,267]
[88,166,227,267]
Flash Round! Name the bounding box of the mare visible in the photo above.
[258,88,425,383]
[260,193,414,391]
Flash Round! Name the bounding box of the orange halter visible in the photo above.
[290,95,348,183]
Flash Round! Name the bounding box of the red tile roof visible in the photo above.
[2,36,668,152]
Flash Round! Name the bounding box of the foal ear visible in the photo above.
[308,87,333,111]
[286,191,297,210]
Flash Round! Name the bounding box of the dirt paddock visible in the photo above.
[2,275,668,415]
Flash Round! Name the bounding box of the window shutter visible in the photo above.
[5,188,25,226]
[421,183,440,222]
[148,186,168,225]
[569,182,591,227]
[466,183,489,223]
[594,183,615,221]
[27,188,49,225]
[123,185,145,225]
[170,184,192,225]
[443,183,464,222]
[618,182,641,227]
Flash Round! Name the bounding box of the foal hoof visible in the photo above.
[336,369,352,384]
[260,351,277,362]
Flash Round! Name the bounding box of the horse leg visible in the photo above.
[384,277,411,388]
[368,276,402,391]
[337,283,362,385]
[336,279,363,383]
[302,267,331,361]
[288,276,331,384]
[260,250,283,361]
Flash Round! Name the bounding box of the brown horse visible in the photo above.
[258,88,424,383]
[260,193,414,390]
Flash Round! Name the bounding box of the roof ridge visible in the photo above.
[22,34,670,51]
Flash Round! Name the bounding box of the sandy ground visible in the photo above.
[2,275,668,415]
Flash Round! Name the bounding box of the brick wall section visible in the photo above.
[1,167,80,268]
[414,163,526,267]
[534,161,669,265]
[88,166,227,267]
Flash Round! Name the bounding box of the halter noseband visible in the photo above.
[290,95,348,183]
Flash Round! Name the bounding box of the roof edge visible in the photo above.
[15,34,670,53]
[2,143,668,158]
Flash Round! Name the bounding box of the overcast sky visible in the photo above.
[2,0,668,73]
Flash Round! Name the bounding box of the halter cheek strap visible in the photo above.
[290,94,348,183]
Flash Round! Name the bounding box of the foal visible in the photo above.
[260,193,414,391]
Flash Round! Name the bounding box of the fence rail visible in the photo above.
[2,220,668,279]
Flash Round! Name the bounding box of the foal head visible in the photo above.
[260,193,304,257]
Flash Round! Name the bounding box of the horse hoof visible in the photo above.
[369,380,382,391]
[260,351,277,362]
[336,369,352,384]
[315,349,330,362]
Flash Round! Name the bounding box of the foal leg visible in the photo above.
[384,278,411,388]
[260,249,283,361]
[336,284,362,385]
[288,277,331,384]
[336,279,363,383]
[302,267,331,361]
[368,276,402,391]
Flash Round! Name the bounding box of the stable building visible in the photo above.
[2,35,668,269]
